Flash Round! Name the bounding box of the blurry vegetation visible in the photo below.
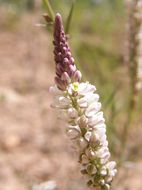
[0,0,141,164]
[0,0,35,10]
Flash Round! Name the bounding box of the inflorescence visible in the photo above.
[49,13,117,190]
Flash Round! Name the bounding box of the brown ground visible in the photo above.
[0,10,142,190]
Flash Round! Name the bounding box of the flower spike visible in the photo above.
[50,13,117,190]
[53,13,81,90]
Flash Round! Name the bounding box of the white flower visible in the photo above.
[88,111,104,125]
[67,125,81,139]
[106,161,116,171]
[78,137,88,150]
[85,102,101,117]
[100,168,107,176]
[67,108,78,118]
[68,125,81,132]
[78,82,96,95]
[51,96,71,109]
[67,129,80,139]
[50,81,117,189]
[51,13,117,189]
[84,131,92,141]
[85,93,100,104]
[95,147,110,159]
[49,85,63,95]
[77,97,88,108]
[94,124,106,140]
[58,96,70,107]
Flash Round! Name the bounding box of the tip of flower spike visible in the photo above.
[55,13,62,26]
[55,13,61,18]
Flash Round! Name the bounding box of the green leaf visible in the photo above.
[43,0,55,22]
[65,0,76,34]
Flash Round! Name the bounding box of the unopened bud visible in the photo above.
[103,184,110,190]
[81,154,89,164]
[87,164,97,175]
[78,137,88,150]
[90,131,100,146]
[87,180,93,187]
[61,72,71,83]
[54,77,67,90]
[72,70,82,82]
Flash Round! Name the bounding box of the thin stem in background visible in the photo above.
[119,0,142,165]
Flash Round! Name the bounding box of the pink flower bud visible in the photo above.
[72,70,82,82]
[61,72,71,83]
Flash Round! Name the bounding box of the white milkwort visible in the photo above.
[50,82,117,190]
[48,13,117,190]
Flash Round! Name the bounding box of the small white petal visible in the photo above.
[88,112,104,125]
[78,83,88,94]
[51,96,70,108]
[103,140,109,147]
[113,169,117,175]
[106,176,113,183]
[109,169,117,177]
[94,124,106,136]
[85,93,99,104]
[67,85,73,95]
[96,147,109,159]
[77,97,88,108]
[58,96,70,107]
[67,108,78,118]
[49,85,63,95]
[100,135,107,144]
[106,161,116,170]
[100,157,109,164]
[102,151,110,160]
[78,137,88,150]
[68,125,81,132]
[78,82,96,95]
[67,129,80,139]
[100,169,107,176]
[85,102,101,117]
[84,131,92,141]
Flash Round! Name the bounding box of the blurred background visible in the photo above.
[0,0,142,190]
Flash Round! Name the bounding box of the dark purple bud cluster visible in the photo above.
[53,13,82,90]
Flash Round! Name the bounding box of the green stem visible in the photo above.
[65,0,76,34]
[43,0,55,22]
